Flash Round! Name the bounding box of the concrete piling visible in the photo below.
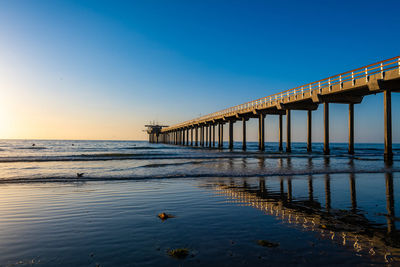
[286,110,291,152]
[229,121,234,150]
[258,114,265,151]
[348,104,354,154]
[384,89,393,161]
[324,103,329,155]
[279,114,283,151]
[307,110,312,152]
[242,118,246,151]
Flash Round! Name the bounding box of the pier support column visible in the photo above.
[191,128,193,146]
[219,123,224,148]
[205,126,208,147]
[349,104,354,154]
[218,124,221,148]
[212,124,215,147]
[307,110,312,152]
[202,126,205,147]
[186,128,189,146]
[242,118,246,150]
[203,126,206,147]
[324,103,330,154]
[199,127,202,146]
[199,127,201,146]
[182,129,185,145]
[384,89,393,161]
[209,125,212,147]
[229,121,234,150]
[195,127,198,146]
[258,114,265,151]
[206,125,209,147]
[286,110,291,152]
[201,126,204,147]
[279,114,283,151]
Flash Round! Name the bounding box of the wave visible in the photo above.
[141,160,213,168]
[0,151,397,163]
[15,147,47,150]
[120,146,178,150]
[120,146,157,150]
[0,153,178,163]
[0,169,398,184]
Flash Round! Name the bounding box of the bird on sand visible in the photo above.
[77,173,84,177]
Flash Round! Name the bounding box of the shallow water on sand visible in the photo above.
[0,140,399,266]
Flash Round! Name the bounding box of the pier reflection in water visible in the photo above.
[202,161,400,263]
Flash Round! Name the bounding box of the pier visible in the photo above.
[150,56,400,161]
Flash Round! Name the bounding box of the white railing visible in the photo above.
[164,56,400,131]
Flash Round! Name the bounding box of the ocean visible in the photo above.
[0,139,399,266]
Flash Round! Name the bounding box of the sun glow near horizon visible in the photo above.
[0,1,400,142]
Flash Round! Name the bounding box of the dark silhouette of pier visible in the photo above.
[148,56,400,161]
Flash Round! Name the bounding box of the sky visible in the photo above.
[0,0,399,142]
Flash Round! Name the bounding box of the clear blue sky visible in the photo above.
[0,0,399,141]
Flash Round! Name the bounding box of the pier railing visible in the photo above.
[165,56,400,130]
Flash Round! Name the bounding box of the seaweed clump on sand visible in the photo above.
[167,248,189,259]
[257,240,279,248]
[158,212,175,221]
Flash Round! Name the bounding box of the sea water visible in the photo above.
[0,140,399,266]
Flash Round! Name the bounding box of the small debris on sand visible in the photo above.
[167,248,189,259]
[257,240,279,248]
[158,212,175,221]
